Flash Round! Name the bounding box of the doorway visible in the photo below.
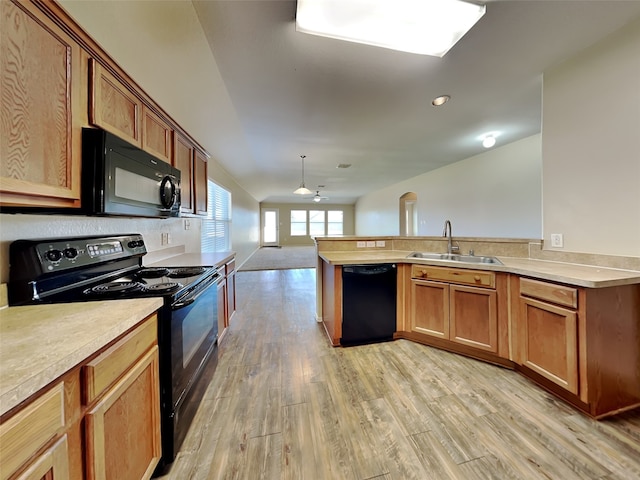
[261,208,279,246]
[399,192,418,236]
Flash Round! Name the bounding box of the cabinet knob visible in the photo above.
[474,275,481,281]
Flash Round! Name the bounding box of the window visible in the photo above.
[309,210,325,236]
[290,210,307,236]
[290,208,345,237]
[328,210,343,235]
[201,180,231,252]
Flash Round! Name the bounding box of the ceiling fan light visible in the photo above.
[313,195,321,202]
[296,0,486,57]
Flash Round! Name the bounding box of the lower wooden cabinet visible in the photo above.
[217,276,228,343]
[0,383,66,480]
[518,295,578,394]
[450,284,497,352]
[14,435,70,480]
[0,313,161,480]
[85,347,161,480]
[409,266,498,354]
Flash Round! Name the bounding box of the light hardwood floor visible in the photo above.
[159,269,640,480]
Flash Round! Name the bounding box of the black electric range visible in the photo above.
[8,234,221,474]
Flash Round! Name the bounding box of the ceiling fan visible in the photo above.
[312,190,329,202]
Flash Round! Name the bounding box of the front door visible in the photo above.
[261,208,279,246]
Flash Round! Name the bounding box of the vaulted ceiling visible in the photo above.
[189,1,640,204]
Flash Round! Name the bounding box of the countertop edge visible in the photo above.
[317,251,640,288]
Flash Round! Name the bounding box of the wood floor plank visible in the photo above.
[409,430,468,479]
[157,269,640,480]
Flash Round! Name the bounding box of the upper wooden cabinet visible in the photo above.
[194,149,208,215]
[0,0,83,208]
[89,59,140,148]
[89,59,173,164]
[142,105,172,164]
[173,132,194,213]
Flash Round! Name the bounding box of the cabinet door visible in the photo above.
[226,269,236,322]
[89,59,141,147]
[410,280,449,339]
[519,297,578,394]
[1,1,82,207]
[217,277,227,342]
[173,132,194,213]
[85,347,161,480]
[194,150,208,215]
[14,435,70,480]
[142,105,172,164]
[449,285,497,353]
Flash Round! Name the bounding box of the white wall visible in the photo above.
[356,135,542,239]
[542,17,640,257]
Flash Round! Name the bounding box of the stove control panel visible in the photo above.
[29,234,147,272]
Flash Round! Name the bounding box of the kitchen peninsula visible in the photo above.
[315,235,640,419]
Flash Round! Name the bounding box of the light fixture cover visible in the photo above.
[482,135,496,148]
[296,0,486,57]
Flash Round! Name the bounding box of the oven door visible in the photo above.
[170,273,219,409]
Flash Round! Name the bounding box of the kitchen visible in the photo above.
[1,0,640,479]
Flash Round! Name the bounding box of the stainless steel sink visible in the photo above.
[407,252,503,265]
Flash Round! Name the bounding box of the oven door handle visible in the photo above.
[171,275,218,310]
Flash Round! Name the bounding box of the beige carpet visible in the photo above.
[238,246,317,271]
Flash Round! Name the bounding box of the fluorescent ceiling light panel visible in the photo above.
[296,0,486,57]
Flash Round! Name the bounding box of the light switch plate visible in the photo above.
[356,241,366,248]
[366,241,376,248]
[550,233,563,248]
[376,240,386,247]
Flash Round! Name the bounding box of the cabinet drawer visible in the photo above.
[411,265,495,288]
[0,383,65,480]
[520,278,577,309]
[83,314,157,404]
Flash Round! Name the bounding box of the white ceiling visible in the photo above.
[191,1,640,205]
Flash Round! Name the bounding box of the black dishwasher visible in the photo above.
[341,264,397,346]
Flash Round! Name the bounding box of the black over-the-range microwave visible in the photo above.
[81,128,181,218]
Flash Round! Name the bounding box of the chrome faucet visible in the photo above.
[442,219,459,254]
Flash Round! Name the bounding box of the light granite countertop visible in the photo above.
[0,298,163,417]
[318,250,640,288]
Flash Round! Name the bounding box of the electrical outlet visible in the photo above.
[366,241,376,248]
[161,232,171,245]
[356,241,366,248]
[376,240,386,247]
[184,219,191,230]
[550,233,563,248]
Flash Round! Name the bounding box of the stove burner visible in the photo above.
[137,267,171,278]
[168,267,206,278]
[85,281,144,295]
[144,282,182,294]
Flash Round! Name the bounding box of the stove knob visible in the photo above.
[46,249,62,262]
[64,247,78,259]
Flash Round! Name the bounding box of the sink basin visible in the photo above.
[407,252,503,265]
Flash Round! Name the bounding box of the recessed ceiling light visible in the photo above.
[432,95,450,106]
[482,135,496,148]
[296,0,486,57]
[337,163,352,169]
